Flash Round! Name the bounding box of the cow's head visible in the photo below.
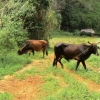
[88,41,100,56]
[17,43,29,55]
[17,48,23,55]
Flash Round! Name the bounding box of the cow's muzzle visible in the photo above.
[17,50,23,55]
[96,53,99,56]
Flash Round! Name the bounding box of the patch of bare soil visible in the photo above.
[0,54,100,100]
[0,76,43,100]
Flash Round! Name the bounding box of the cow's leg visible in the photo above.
[53,59,55,66]
[43,48,48,57]
[29,53,31,56]
[53,56,59,67]
[81,61,87,70]
[42,48,46,58]
[53,58,57,66]
[58,57,64,68]
[32,50,34,55]
[46,49,48,56]
[75,60,80,70]
[44,46,48,56]
[43,50,45,58]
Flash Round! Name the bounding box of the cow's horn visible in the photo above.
[96,42,100,44]
[88,41,92,45]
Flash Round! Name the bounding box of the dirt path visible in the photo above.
[0,54,100,100]
[64,68,100,92]
[0,76,43,100]
[0,59,46,100]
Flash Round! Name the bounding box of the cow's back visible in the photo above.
[39,40,48,47]
[64,44,89,60]
[27,40,47,51]
[54,43,69,58]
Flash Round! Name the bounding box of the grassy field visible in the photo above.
[0,31,100,100]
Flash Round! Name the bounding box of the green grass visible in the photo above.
[0,51,32,78]
[0,92,13,100]
[87,55,100,68]
[1,31,100,100]
[0,0,9,9]
[42,67,100,100]
[61,54,100,83]
[15,63,100,100]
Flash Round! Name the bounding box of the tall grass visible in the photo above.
[0,50,32,78]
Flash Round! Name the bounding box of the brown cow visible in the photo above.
[18,40,48,58]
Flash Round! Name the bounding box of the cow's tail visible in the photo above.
[45,39,49,56]
[54,45,56,58]
[46,49,48,56]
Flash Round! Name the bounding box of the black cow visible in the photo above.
[53,42,100,70]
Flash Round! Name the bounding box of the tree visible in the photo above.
[60,0,100,32]
[15,0,57,40]
[0,0,58,50]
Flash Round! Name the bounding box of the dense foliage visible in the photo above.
[0,0,58,51]
[0,0,100,52]
[60,0,100,32]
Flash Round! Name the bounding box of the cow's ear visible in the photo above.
[97,46,100,49]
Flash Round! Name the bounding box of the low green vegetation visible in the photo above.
[0,92,13,100]
[87,55,100,68]
[0,50,32,78]
[15,61,100,100]
[64,59,100,83]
